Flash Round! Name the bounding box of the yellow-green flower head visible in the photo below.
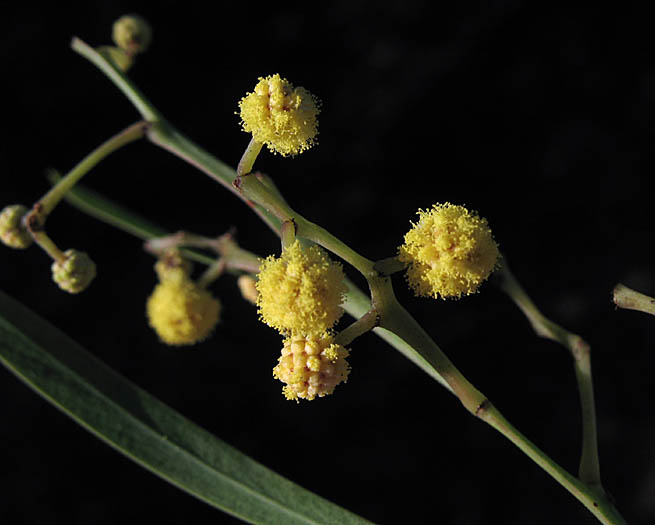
[398,203,500,299]
[273,333,350,401]
[146,271,221,346]
[256,240,347,336]
[238,74,320,156]
[51,249,97,294]
[112,14,152,55]
[0,204,32,249]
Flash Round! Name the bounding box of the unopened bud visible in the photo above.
[237,275,258,304]
[273,334,350,401]
[112,15,152,55]
[0,204,33,249]
[52,249,97,293]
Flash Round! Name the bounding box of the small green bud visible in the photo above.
[0,204,33,249]
[52,249,97,294]
[112,14,152,55]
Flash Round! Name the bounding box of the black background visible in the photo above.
[2,2,654,524]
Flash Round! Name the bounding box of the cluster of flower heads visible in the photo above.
[146,253,221,346]
[238,74,321,157]
[398,202,499,299]
[256,240,350,401]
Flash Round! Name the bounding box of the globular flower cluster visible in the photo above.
[273,334,350,401]
[146,256,220,346]
[0,204,32,249]
[398,203,499,299]
[256,240,347,336]
[238,74,320,157]
[112,14,152,55]
[256,240,350,401]
[52,249,97,294]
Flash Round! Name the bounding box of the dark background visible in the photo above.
[2,2,654,524]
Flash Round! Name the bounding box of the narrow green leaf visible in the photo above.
[46,171,215,266]
[0,290,373,525]
[47,170,166,241]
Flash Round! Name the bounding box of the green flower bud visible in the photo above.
[52,249,97,294]
[0,204,33,249]
[112,14,152,55]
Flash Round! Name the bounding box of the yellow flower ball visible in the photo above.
[398,203,499,299]
[238,73,320,156]
[273,334,350,401]
[256,240,347,336]
[146,274,220,346]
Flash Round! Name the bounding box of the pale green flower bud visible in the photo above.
[0,204,33,249]
[112,15,152,55]
[52,249,97,294]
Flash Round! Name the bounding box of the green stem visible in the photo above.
[371,276,485,411]
[145,231,262,275]
[39,121,148,217]
[237,137,264,176]
[334,309,379,347]
[374,275,623,524]
[494,262,602,487]
[197,258,227,289]
[147,123,282,236]
[30,230,67,264]
[71,37,161,122]
[613,283,655,316]
[373,256,406,276]
[479,405,625,525]
[236,174,375,277]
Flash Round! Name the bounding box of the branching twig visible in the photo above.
[493,259,602,487]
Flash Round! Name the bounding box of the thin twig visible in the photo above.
[493,259,602,487]
[613,283,655,316]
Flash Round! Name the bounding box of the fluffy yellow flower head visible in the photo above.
[256,240,347,335]
[273,333,350,401]
[146,270,220,346]
[398,203,499,299]
[238,74,320,156]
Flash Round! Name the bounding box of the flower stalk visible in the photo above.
[237,137,264,176]
[39,122,148,218]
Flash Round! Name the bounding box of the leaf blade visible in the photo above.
[0,290,373,525]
